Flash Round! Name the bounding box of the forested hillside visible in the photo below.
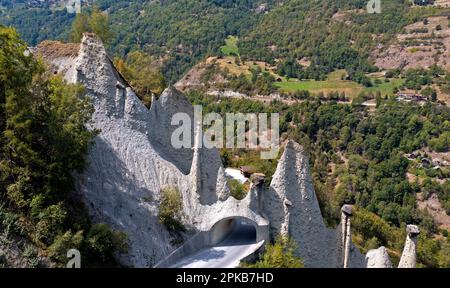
[187,90,450,267]
[0,0,272,82]
[2,0,449,83]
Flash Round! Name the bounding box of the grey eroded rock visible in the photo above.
[341,204,353,216]
[398,225,420,268]
[265,141,340,267]
[38,34,268,267]
[366,247,393,268]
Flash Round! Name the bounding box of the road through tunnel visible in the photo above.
[156,216,269,268]
[210,217,258,246]
[170,217,264,268]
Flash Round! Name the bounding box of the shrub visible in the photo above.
[245,235,304,268]
[352,206,403,249]
[48,231,84,265]
[429,132,449,152]
[114,51,166,107]
[0,204,24,238]
[22,245,39,268]
[365,237,381,251]
[438,241,450,268]
[158,187,185,231]
[0,251,6,267]
[86,224,128,263]
[418,235,440,268]
[34,203,67,245]
[29,194,46,220]
[444,200,450,216]
[227,179,247,200]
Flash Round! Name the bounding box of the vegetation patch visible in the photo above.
[275,79,362,97]
[275,71,405,99]
[220,36,239,57]
[159,186,185,232]
[189,87,450,267]
[227,179,249,200]
[243,236,304,268]
[114,51,166,108]
[0,26,128,268]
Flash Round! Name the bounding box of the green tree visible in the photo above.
[0,26,127,267]
[438,241,450,267]
[418,234,440,268]
[70,13,90,43]
[227,179,247,200]
[430,90,438,102]
[114,51,166,108]
[429,132,449,152]
[246,236,304,268]
[376,94,382,108]
[70,7,113,44]
[86,223,128,263]
[88,8,113,43]
[159,187,184,231]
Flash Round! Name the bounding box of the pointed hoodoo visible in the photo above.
[248,173,266,214]
[190,120,203,200]
[341,205,353,268]
[398,225,420,268]
[265,140,337,267]
[365,247,393,268]
[189,119,222,205]
[215,166,230,202]
[267,141,326,229]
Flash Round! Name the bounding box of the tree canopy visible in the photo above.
[0,26,127,267]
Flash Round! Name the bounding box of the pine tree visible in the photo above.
[0,24,95,241]
[70,12,90,43]
[0,26,39,207]
[114,51,166,108]
[245,236,304,268]
[70,7,113,44]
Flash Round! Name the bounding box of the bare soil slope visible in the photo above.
[373,16,450,70]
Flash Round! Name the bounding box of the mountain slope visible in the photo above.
[2,1,450,83]
[0,0,271,82]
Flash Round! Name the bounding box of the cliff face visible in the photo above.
[265,141,368,268]
[265,141,339,267]
[65,34,192,267]
[38,34,268,267]
[37,34,416,268]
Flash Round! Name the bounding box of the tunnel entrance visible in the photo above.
[210,217,257,246]
[156,217,268,268]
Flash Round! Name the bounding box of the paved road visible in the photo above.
[171,220,263,268]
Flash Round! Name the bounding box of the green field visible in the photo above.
[274,79,362,97]
[220,36,239,56]
[274,70,404,98]
[363,78,405,95]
